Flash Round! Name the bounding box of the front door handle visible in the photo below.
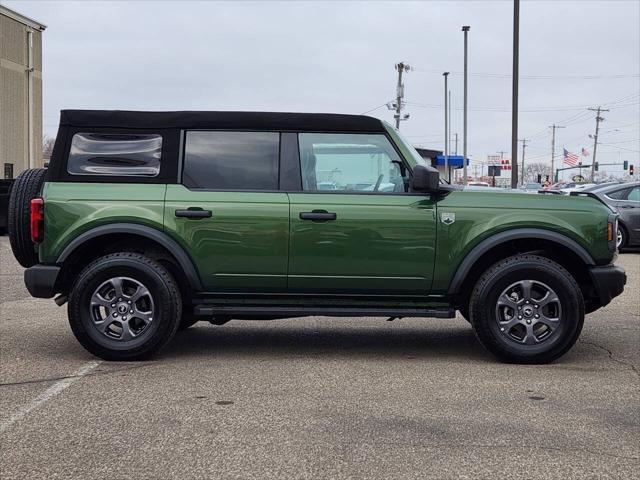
[299,210,337,222]
[175,208,212,219]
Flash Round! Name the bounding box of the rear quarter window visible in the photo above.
[67,133,162,177]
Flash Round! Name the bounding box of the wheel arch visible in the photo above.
[56,223,203,293]
[449,228,599,312]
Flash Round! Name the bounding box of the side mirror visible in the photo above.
[411,164,440,192]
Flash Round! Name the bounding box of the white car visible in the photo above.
[560,183,596,194]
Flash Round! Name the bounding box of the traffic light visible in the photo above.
[623,160,629,170]
[594,162,599,172]
[630,164,635,176]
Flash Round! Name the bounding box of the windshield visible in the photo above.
[382,121,426,168]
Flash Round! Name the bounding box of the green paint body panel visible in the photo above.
[164,185,289,291]
[40,182,166,264]
[39,177,614,299]
[288,193,436,293]
[431,191,613,293]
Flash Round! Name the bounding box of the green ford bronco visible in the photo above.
[8,110,626,363]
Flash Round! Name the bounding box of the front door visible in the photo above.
[288,132,436,295]
[164,131,289,292]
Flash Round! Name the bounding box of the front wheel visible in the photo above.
[68,253,182,361]
[469,255,584,364]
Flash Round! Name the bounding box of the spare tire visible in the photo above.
[8,168,47,267]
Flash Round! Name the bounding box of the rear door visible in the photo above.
[287,132,436,295]
[164,131,289,292]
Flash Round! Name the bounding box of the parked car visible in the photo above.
[521,182,542,193]
[572,182,640,249]
[560,183,596,194]
[316,182,338,190]
[467,181,490,187]
[7,110,625,363]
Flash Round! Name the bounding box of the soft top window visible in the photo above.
[67,133,162,177]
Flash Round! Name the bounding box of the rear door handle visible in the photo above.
[175,208,212,219]
[299,210,337,222]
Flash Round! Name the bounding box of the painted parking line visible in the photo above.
[0,361,101,434]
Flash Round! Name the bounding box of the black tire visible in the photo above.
[469,254,584,364]
[8,168,47,267]
[68,252,182,361]
[459,308,471,323]
[178,313,199,330]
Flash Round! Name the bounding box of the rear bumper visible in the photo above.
[24,265,60,298]
[588,264,626,308]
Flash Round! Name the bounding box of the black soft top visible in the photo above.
[59,110,385,132]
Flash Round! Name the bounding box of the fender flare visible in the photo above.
[57,223,203,291]
[447,228,595,295]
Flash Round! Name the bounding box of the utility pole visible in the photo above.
[454,133,459,155]
[510,0,520,189]
[462,25,470,185]
[549,124,565,183]
[497,150,507,160]
[394,62,410,129]
[443,72,450,181]
[519,138,528,185]
[448,90,452,157]
[588,107,608,181]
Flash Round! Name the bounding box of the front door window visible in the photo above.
[298,133,407,193]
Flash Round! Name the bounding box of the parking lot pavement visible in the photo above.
[0,236,638,480]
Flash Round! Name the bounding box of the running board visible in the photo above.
[193,305,455,319]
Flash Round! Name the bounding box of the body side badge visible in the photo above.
[441,212,456,225]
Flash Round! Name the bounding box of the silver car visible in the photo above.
[587,182,640,248]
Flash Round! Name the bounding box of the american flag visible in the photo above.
[581,147,589,157]
[563,148,579,167]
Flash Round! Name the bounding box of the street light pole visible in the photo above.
[510,0,520,189]
[444,72,450,182]
[462,25,470,185]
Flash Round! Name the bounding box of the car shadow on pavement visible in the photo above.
[161,321,493,363]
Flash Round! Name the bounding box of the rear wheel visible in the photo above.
[469,254,584,364]
[68,253,181,361]
[8,168,47,267]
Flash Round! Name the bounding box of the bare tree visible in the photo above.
[523,162,549,183]
[43,135,56,160]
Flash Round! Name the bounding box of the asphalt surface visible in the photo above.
[1,236,638,479]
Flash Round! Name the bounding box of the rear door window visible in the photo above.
[68,133,162,176]
[183,131,279,190]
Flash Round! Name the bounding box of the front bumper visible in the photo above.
[588,264,626,308]
[24,264,61,298]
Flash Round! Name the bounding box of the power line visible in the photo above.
[410,66,640,80]
[404,100,638,113]
[360,102,391,115]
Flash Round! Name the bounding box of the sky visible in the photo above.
[5,0,640,176]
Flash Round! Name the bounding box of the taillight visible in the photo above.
[30,198,44,244]
[607,222,613,242]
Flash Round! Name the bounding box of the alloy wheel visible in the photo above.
[89,277,155,341]
[494,280,562,345]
